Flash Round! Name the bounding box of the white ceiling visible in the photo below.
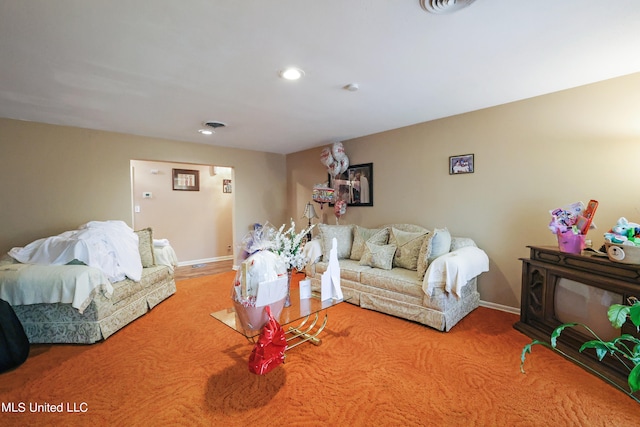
[1,1,640,155]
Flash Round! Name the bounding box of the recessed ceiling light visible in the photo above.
[198,129,213,135]
[279,67,305,80]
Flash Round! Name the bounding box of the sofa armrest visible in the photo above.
[450,237,477,251]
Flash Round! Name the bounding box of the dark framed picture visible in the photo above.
[329,163,373,207]
[449,154,474,175]
[223,179,232,193]
[172,168,200,191]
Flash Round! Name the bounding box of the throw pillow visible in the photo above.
[319,224,354,262]
[388,227,429,270]
[417,227,451,279]
[359,242,397,270]
[350,226,390,261]
[135,227,155,268]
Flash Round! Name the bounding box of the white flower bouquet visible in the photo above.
[271,220,315,271]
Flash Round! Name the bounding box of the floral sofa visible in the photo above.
[305,223,489,332]
[0,227,177,344]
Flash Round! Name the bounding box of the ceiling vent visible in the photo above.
[420,0,477,14]
[204,121,227,129]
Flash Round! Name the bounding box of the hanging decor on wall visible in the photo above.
[223,179,232,193]
[328,163,373,207]
[449,154,474,175]
[172,169,200,191]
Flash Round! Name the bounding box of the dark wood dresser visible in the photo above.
[515,246,640,391]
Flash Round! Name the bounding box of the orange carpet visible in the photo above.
[1,271,638,426]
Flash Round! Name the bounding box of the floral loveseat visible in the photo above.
[306,223,489,332]
[0,226,177,344]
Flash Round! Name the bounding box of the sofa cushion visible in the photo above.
[135,228,155,268]
[360,267,424,299]
[359,242,397,270]
[110,265,172,305]
[319,224,354,261]
[417,227,451,279]
[389,227,429,270]
[316,259,372,282]
[350,226,389,261]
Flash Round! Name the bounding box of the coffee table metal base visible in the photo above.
[211,288,348,353]
[285,311,329,349]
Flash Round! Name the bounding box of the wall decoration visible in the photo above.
[449,154,474,175]
[223,179,232,193]
[172,168,200,191]
[328,163,373,207]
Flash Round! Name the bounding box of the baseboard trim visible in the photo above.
[177,256,234,267]
[480,300,520,315]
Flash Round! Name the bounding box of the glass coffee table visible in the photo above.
[211,288,349,351]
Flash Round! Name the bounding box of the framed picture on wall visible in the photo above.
[172,169,200,191]
[449,154,474,175]
[223,179,232,193]
[328,163,373,207]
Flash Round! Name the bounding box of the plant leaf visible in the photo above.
[520,340,550,373]
[633,342,640,358]
[628,364,640,393]
[579,340,611,361]
[614,334,640,345]
[608,304,630,329]
[550,323,578,348]
[630,302,640,328]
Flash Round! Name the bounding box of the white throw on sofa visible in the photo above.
[305,223,489,332]
[0,223,177,344]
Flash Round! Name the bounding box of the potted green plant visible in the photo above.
[520,297,640,403]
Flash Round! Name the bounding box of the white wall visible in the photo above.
[131,160,233,264]
[287,72,640,310]
[0,119,288,261]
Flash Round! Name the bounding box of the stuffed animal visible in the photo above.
[605,217,640,246]
[611,217,640,235]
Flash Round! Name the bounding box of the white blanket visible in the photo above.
[302,238,323,265]
[8,220,142,283]
[0,259,113,314]
[153,245,179,272]
[422,246,489,298]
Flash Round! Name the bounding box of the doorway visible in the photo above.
[130,160,234,266]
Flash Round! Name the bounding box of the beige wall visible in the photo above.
[0,119,288,261]
[131,160,234,264]
[287,72,640,310]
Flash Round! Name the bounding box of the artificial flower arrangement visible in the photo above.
[231,220,315,328]
[271,220,316,272]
